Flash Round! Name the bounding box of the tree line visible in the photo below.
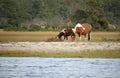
[0,0,120,31]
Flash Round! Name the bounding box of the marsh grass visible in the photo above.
[0,49,120,58]
[0,30,119,42]
[0,31,58,42]
[90,32,120,42]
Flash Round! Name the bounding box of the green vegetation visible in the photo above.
[0,49,120,58]
[0,0,120,31]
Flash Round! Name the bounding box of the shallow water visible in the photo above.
[0,57,120,78]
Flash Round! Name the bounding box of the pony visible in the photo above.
[75,23,92,41]
[57,28,75,41]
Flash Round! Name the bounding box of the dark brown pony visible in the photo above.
[57,28,75,41]
[76,23,92,40]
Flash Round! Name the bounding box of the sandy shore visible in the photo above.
[0,42,119,52]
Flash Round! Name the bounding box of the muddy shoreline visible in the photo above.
[0,42,119,52]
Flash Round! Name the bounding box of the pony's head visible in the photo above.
[57,32,65,40]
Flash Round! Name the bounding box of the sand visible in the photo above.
[0,42,119,52]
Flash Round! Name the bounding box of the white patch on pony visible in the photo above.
[82,27,85,30]
[61,28,66,33]
[75,23,85,31]
[75,23,82,29]
[72,28,76,34]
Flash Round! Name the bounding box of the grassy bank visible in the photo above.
[0,30,119,42]
[0,49,120,58]
[0,31,58,42]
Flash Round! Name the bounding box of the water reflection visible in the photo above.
[0,57,120,78]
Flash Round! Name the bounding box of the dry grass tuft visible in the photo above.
[46,37,62,42]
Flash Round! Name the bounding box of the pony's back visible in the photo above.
[82,23,92,34]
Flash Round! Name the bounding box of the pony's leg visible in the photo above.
[71,36,75,41]
[76,33,80,41]
[70,36,72,41]
[64,36,68,41]
[88,32,91,41]
[73,36,76,41]
[64,35,66,41]
[66,36,68,40]
[74,33,77,41]
[84,35,87,41]
[79,36,82,41]
[64,37,66,41]
[79,34,82,41]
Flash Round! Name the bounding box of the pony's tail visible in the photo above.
[88,24,92,41]
[88,32,91,41]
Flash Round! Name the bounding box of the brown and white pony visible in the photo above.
[57,28,75,41]
[75,23,92,41]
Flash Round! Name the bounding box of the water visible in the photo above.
[0,57,120,78]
